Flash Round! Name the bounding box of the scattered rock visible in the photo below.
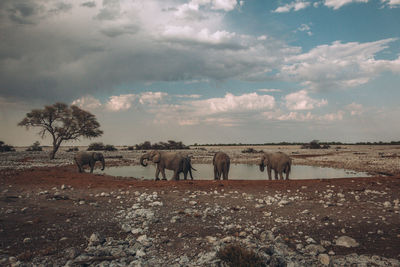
[335,236,359,248]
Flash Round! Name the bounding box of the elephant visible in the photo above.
[74,151,105,173]
[180,156,196,180]
[259,152,292,180]
[140,151,195,181]
[213,152,230,180]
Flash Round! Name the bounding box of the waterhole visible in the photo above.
[96,164,371,180]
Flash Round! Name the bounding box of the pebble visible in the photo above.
[335,236,359,248]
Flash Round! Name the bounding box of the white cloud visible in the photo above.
[263,110,344,122]
[381,0,400,8]
[285,90,327,110]
[106,94,137,111]
[324,0,369,10]
[280,38,400,91]
[72,95,102,110]
[346,102,364,115]
[162,26,237,47]
[273,1,311,13]
[139,92,168,105]
[192,92,275,114]
[175,94,202,98]
[258,88,282,93]
[296,24,313,36]
[257,35,267,41]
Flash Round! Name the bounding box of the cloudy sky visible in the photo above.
[1,0,400,146]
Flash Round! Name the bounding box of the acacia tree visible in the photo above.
[18,102,103,159]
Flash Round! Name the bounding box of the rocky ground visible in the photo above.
[0,145,400,266]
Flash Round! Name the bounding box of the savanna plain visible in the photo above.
[1,145,400,266]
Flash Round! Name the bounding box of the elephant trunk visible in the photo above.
[101,157,105,171]
[140,154,149,167]
[259,160,265,172]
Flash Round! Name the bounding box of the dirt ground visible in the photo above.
[0,145,400,265]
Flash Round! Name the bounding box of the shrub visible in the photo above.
[104,144,117,151]
[0,141,15,152]
[217,244,266,267]
[66,147,79,152]
[26,141,42,151]
[241,147,263,153]
[87,142,117,151]
[135,140,189,150]
[87,142,105,151]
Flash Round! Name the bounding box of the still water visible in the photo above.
[96,164,371,180]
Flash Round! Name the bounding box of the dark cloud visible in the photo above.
[81,1,96,8]
[100,24,139,37]
[95,0,120,20]
[1,0,43,25]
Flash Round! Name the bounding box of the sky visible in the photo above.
[0,0,399,146]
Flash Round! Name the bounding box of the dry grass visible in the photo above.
[217,244,266,267]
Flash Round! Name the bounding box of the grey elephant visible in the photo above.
[74,151,105,173]
[213,152,230,180]
[180,156,196,180]
[259,152,292,180]
[140,151,195,181]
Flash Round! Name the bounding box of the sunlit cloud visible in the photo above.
[285,90,327,110]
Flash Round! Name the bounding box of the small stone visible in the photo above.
[23,237,32,244]
[78,200,85,205]
[121,224,131,233]
[306,237,316,244]
[59,237,68,241]
[318,254,330,266]
[61,184,67,190]
[89,233,102,246]
[131,228,142,235]
[136,249,146,257]
[206,236,217,244]
[335,236,359,248]
[383,201,391,208]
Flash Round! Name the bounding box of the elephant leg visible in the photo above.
[214,166,219,180]
[274,170,278,180]
[222,168,228,180]
[172,170,179,181]
[90,162,94,173]
[183,171,187,180]
[76,162,83,173]
[267,167,272,180]
[279,171,284,180]
[155,167,160,181]
[161,168,167,180]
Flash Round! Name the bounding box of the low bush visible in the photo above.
[242,147,263,153]
[66,147,79,152]
[87,142,117,151]
[26,141,42,152]
[217,244,266,267]
[135,140,189,150]
[0,141,15,152]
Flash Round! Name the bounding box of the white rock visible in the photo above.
[335,236,359,248]
[318,254,330,266]
[383,201,391,208]
[206,236,217,244]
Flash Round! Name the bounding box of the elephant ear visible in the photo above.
[92,152,98,160]
[152,152,161,163]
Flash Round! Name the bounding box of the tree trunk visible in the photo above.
[50,142,61,160]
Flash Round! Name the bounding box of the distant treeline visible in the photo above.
[133,140,189,150]
[193,141,400,146]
